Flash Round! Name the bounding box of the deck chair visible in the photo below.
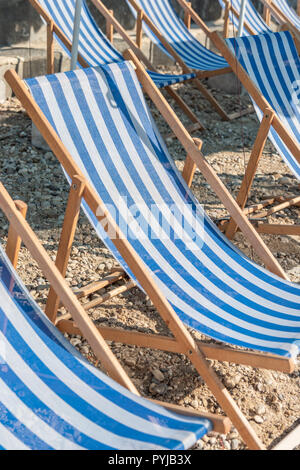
[0,183,228,450]
[260,0,300,46]
[212,30,300,238]
[29,0,204,136]
[219,0,273,37]
[6,58,300,450]
[125,0,255,121]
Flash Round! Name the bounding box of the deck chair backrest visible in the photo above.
[32,0,197,88]
[23,62,300,358]
[126,0,228,70]
[227,31,300,179]
[0,244,212,449]
[37,0,123,65]
[273,0,300,29]
[219,0,272,35]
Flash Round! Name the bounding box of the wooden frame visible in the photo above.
[7,49,300,448]
[211,31,300,239]
[0,182,232,436]
[28,0,205,138]
[125,0,255,122]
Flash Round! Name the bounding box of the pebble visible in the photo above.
[231,439,240,450]
[254,415,264,424]
[152,368,165,382]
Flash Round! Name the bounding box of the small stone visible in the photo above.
[152,368,165,382]
[70,338,81,347]
[254,415,264,424]
[256,404,266,416]
[196,440,204,450]
[124,357,137,367]
[191,400,199,409]
[231,439,240,450]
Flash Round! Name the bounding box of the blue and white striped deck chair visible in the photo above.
[29,0,205,133]
[211,30,300,236]
[273,0,300,30]
[219,0,272,36]
[0,242,215,450]
[12,61,300,360]
[222,31,300,180]
[125,0,243,121]
[7,60,300,449]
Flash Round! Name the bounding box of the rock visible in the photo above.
[254,415,264,424]
[70,338,81,347]
[191,400,199,409]
[124,357,137,368]
[152,368,165,382]
[256,404,266,416]
[231,439,240,450]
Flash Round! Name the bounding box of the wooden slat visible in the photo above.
[56,321,295,374]
[83,280,136,310]
[152,399,232,434]
[75,270,126,299]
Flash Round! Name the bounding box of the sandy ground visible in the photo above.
[0,73,299,450]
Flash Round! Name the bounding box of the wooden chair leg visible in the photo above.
[182,138,202,187]
[184,2,192,29]
[106,10,114,44]
[225,109,275,240]
[164,86,205,131]
[45,175,85,323]
[193,78,230,121]
[136,9,143,48]
[47,20,55,75]
[223,1,230,38]
[6,201,28,269]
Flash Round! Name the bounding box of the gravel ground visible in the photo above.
[0,75,299,450]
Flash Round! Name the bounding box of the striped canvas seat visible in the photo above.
[24,62,300,359]
[126,0,228,70]
[219,0,272,35]
[0,245,212,450]
[37,0,196,88]
[273,0,300,30]
[226,31,300,180]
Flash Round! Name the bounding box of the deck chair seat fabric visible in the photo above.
[273,0,300,30]
[126,0,228,70]
[37,0,196,88]
[0,246,212,450]
[227,31,300,180]
[219,0,272,35]
[24,62,300,359]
